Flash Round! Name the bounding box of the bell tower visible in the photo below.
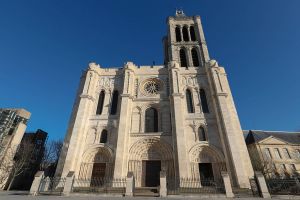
[163,10,210,68]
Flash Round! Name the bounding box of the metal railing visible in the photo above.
[38,177,66,195]
[72,177,126,194]
[266,178,300,195]
[167,178,225,195]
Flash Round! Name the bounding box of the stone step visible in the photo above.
[134,187,159,197]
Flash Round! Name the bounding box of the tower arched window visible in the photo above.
[110,90,119,115]
[145,107,158,132]
[175,26,182,42]
[179,49,187,67]
[182,26,189,41]
[190,26,196,41]
[200,89,209,113]
[100,129,108,143]
[191,48,200,67]
[96,90,105,115]
[186,89,194,113]
[198,127,206,141]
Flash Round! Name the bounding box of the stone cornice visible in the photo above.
[80,94,95,101]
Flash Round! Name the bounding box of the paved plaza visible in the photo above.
[1,191,300,200]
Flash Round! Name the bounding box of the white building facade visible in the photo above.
[55,11,254,189]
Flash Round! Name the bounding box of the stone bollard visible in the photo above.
[126,171,135,196]
[160,171,167,197]
[30,171,44,195]
[255,171,271,198]
[63,171,75,196]
[221,171,234,198]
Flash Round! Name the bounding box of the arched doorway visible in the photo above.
[189,144,226,184]
[79,147,113,186]
[128,138,174,187]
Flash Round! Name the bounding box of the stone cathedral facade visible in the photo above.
[55,11,254,189]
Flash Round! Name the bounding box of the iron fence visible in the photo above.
[266,178,300,195]
[72,177,126,194]
[167,178,225,195]
[249,178,260,197]
[38,177,66,195]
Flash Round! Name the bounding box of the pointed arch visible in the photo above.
[145,107,158,132]
[190,26,196,41]
[191,48,200,67]
[182,26,189,41]
[175,26,181,42]
[200,89,209,113]
[198,127,206,141]
[179,48,187,67]
[110,90,119,115]
[96,90,105,115]
[186,89,194,113]
[100,129,108,143]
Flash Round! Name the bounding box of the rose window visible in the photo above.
[142,78,162,96]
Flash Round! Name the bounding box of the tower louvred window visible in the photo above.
[190,26,196,41]
[175,26,181,42]
[145,107,158,132]
[198,127,206,141]
[180,49,187,67]
[200,89,209,113]
[110,90,119,115]
[191,48,200,67]
[100,129,108,143]
[96,91,105,115]
[182,26,189,41]
[186,89,194,113]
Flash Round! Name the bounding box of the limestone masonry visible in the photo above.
[55,11,254,189]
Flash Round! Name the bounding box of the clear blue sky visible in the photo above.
[0,0,300,140]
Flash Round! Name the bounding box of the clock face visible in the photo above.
[141,78,162,96]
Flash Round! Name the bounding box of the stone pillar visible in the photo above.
[206,60,254,188]
[160,171,167,197]
[255,171,271,198]
[168,61,190,181]
[192,87,201,113]
[113,62,136,179]
[221,171,234,198]
[30,171,44,195]
[63,171,75,196]
[102,90,111,115]
[125,171,134,196]
[194,16,210,62]
[55,63,100,178]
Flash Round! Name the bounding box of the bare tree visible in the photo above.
[0,138,36,190]
[40,139,63,177]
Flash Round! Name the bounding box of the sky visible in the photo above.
[0,0,300,141]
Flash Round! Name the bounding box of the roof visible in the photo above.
[244,130,300,145]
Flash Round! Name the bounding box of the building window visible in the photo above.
[295,149,300,159]
[179,49,187,67]
[190,26,196,41]
[145,107,158,132]
[290,164,296,171]
[283,148,291,159]
[175,26,181,42]
[191,48,200,67]
[264,148,272,159]
[100,129,108,143]
[186,89,194,113]
[110,90,119,115]
[200,89,209,113]
[96,91,105,115]
[198,127,206,141]
[274,148,282,159]
[182,26,189,41]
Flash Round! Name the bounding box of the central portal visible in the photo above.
[143,160,161,187]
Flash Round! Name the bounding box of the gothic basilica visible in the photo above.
[55,11,254,190]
